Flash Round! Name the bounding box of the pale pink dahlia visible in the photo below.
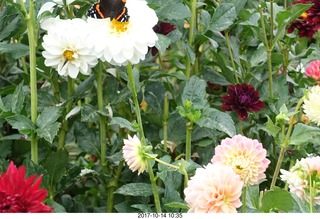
[303,85,320,126]
[281,156,320,205]
[184,163,243,213]
[211,135,270,185]
[305,60,320,82]
[122,135,149,175]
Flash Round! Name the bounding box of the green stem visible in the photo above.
[259,5,273,97]
[270,96,305,189]
[26,0,38,164]
[225,31,239,83]
[185,0,197,79]
[267,49,273,98]
[239,120,243,135]
[95,62,107,173]
[58,77,74,149]
[107,161,124,212]
[127,63,145,143]
[269,0,274,47]
[309,176,314,213]
[147,160,162,212]
[163,92,169,151]
[242,186,247,213]
[185,122,193,161]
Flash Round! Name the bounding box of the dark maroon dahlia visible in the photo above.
[151,22,176,56]
[221,83,265,121]
[288,0,320,38]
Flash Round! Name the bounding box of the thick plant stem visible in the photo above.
[147,160,162,212]
[127,63,145,143]
[185,122,193,161]
[163,92,169,151]
[242,186,247,213]
[185,0,197,79]
[95,62,107,173]
[270,97,305,189]
[267,50,273,98]
[26,0,38,164]
[58,77,74,149]
[107,161,124,212]
[309,176,314,213]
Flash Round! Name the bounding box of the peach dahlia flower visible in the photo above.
[211,135,270,185]
[184,163,243,213]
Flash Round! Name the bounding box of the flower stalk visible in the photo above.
[95,62,107,172]
[58,76,74,149]
[147,160,162,213]
[24,0,38,164]
[242,186,247,213]
[270,96,305,189]
[185,0,197,79]
[127,63,145,143]
[163,92,169,151]
[185,122,193,161]
[259,5,273,98]
[225,31,239,83]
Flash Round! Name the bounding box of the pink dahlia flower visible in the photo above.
[305,60,320,81]
[211,135,270,185]
[280,156,320,205]
[0,161,53,212]
[184,163,243,213]
[122,135,149,175]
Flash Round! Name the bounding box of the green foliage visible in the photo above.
[1,0,320,214]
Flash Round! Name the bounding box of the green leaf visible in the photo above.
[261,189,294,212]
[6,115,35,135]
[157,3,191,20]
[114,183,164,197]
[182,42,195,65]
[196,108,236,137]
[46,199,67,213]
[74,121,99,155]
[0,5,24,41]
[0,43,29,59]
[157,170,182,190]
[36,106,63,129]
[110,117,135,131]
[155,34,171,54]
[11,82,25,114]
[209,3,236,32]
[81,104,99,123]
[164,202,188,209]
[289,123,320,146]
[45,150,69,185]
[264,115,281,137]
[181,75,207,110]
[36,122,61,144]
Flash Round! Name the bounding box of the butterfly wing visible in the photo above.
[87,0,129,22]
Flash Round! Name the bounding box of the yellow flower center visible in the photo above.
[230,155,253,183]
[300,12,308,19]
[111,19,129,33]
[63,50,75,61]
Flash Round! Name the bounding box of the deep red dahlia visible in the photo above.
[221,83,265,120]
[0,161,53,213]
[288,0,320,38]
[151,22,176,56]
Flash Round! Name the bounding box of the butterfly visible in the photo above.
[87,0,129,22]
